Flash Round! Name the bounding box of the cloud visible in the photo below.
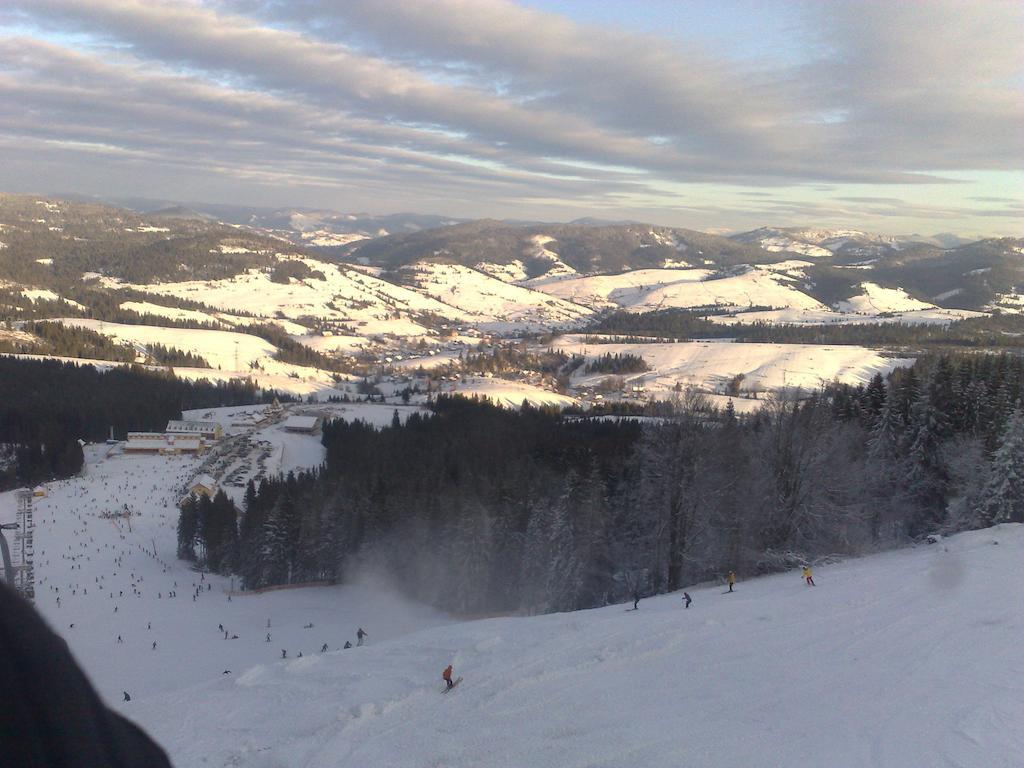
[0,0,1021,232]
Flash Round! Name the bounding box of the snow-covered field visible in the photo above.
[707,306,984,326]
[10,447,1022,767]
[550,336,912,395]
[530,266,826,314]
[441,376,579,408]
[55,318,278,370]
[404,262,593,331]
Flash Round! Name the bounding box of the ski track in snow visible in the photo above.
[4,425,1023,767]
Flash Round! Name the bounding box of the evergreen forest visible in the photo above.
[180,352,1024,616]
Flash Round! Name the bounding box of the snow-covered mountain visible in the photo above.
[2,193,1022,406]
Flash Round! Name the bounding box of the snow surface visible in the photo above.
[528,234,577,277]
[55,318,278,370]
[757,235,833,258]
[530,266,826,313]
[405,262,593,331]
[707,306,984,327]
[21,288,86,308]
[474,260,529,283]
[551,336,912,395]
[837,282,935,314]
[12,454,1023,767]
[441,376,578,408]
[102,259,470,341]
[300,231,368,247]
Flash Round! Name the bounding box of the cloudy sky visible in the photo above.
[0,0,1021,236]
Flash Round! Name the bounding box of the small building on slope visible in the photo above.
[188,474,218,498]
[283,415,322,435]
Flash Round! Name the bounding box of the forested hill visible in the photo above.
[345,220,776,273]
[196,352,1024,616]
[0,194,302,286]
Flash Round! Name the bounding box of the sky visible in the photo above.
[0,0,1021,237]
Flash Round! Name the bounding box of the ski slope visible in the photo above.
[15,443,1024,768]
[130,523,1024,767]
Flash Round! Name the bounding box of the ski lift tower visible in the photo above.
[11,489,35,601]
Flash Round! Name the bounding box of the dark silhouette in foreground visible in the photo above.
[0,582,172,768]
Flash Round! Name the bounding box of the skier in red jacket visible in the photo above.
[443,664,455,690]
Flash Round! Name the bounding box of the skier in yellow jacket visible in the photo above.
[802,566,815,586]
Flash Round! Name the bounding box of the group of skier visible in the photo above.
[279,627,366,659]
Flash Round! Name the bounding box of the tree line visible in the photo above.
[587,309,1024,349]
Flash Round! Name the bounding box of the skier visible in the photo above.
[343,641,352,649]
[727,571,736,593]
[442,664,455,691]
[281,649,287,659]
[123,691,131,702]
[151,641,156,651]
[633,590,641,610]
[266,633,272,643]
[357,627,367,646]
[802,566,815,587]
[321,643,329,653]
[682,592,692,608]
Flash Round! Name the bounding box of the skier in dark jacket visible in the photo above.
[0,582,171,768]
[682,592,692,608]
[357,627,367,646]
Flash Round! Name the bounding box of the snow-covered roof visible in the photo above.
[284,415,321,430]
[190,474,217,490]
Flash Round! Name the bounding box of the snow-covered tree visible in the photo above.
[978,407,1024,526]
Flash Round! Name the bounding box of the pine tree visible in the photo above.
[867,384,900,461]
[260,488,294,585]
[978,407,1024,525]
[864,372,887,418]
[520,499,553,613]
[545,490,583,612]
[177,496,198,561]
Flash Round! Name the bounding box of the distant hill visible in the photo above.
[0,193,300,285]
[345,220,777,277]
[146,205,216,221]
